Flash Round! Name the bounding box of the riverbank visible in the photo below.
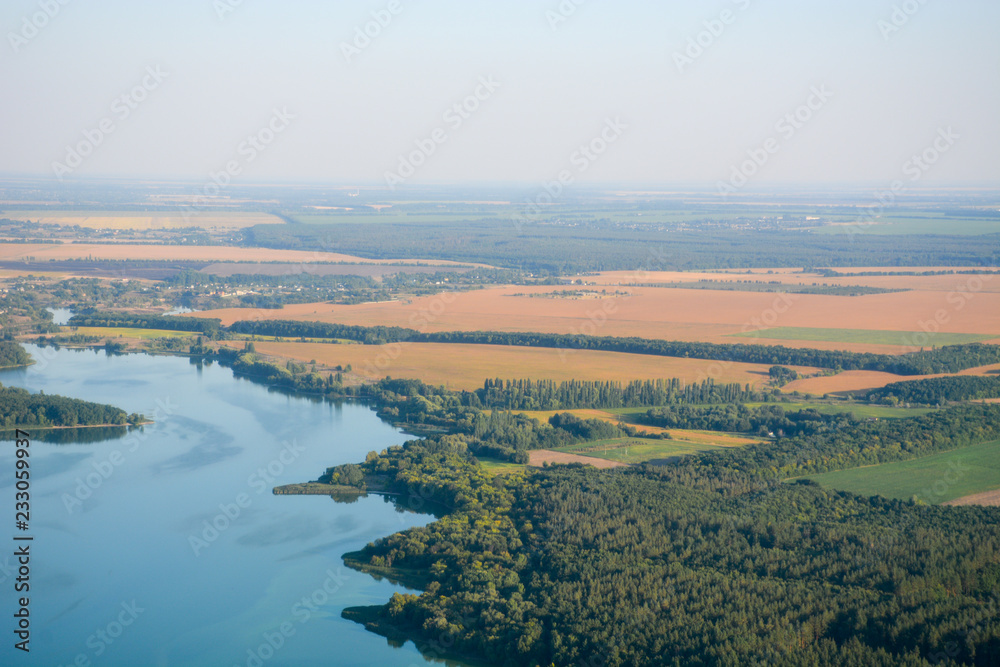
[0,420,152,432]
[272,482,362,495]
[341,605,496,667]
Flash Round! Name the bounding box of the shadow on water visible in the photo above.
[0,425,129,444]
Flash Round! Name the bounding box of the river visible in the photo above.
[0,345,458,666]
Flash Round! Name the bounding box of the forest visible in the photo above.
[0,339,32,367]
[221,344,1000,665]
[637,403,854,438]
[0,383,143,428]
[332,406,1000,666]
[243,219,1000,273]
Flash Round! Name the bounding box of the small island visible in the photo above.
[0,340,146,429]
[0,339,32,369]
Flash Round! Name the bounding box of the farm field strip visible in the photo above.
[222,340,798,391]
[731,326,994,346]
[1,210,284,229]
[589,269,1000,294]
[67,326,196,339]
[551,437,735,465]
[804,438,1000,504]
[738,402,936,419]
[527,450,627,468]
[0,243,481,267]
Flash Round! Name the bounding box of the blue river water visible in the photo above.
[0,345,458,666]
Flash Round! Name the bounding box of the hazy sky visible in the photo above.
[2,0,998,186]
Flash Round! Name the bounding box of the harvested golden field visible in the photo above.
[227,341,805,391]
[2,210,284,230]
[528,450,626,469]
[590,269,1000,294]
[943,489,1000,507]
[785,361,1000,396]
[195,280,1000,353]
[783,370,920,396]
[0,243,474,266]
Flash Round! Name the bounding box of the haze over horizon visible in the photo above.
[2,0,999,187]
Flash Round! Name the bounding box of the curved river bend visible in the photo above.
[1,346,461,666]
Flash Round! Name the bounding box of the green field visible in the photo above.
[69,326,196,339]
[804,438,1000,504]
[476,457,527,475]
[815,215,1000,236]
[740,402,936,419]
[730,326,994,346]
[552,437,734,465]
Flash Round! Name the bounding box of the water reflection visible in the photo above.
[0,425,129,444]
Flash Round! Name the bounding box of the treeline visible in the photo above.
[0,340,32,367]
[0,383,143,428]
[227,319,413,345]
[226,318,1000,375]
[867,374,1000,405]
[337,422,1000,666]
[461,377,765,410]
[68,311,221,336]
[638,404,856,438]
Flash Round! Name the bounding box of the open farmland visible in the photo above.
[783,370,928,396]
[738,402,935,419]
[527,450,627,469]
[0,243,479,266]
[223,340,802,391]
[590,268,1000,295]
[731,326,994,347]
[1,210,284,229]
[805,438,1000,504]
[785,363,1000,397]
[551,437,741,465]
[193,278,1000,353]
[69,326,196,340]
[944,489,1000,507]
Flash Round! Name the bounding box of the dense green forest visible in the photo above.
[0,383,144,427]
[867,375,1000,405]
[245,353,1000,666]
[637,404,855,438]
[0,340,32,367]
[244,220,1000,273]
[225,318,1000,375]
[330,405,1000,666]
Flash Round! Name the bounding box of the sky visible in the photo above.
[1,0,998,187]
